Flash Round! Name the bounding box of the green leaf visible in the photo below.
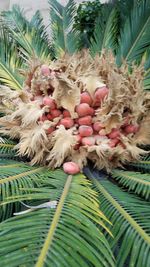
[0,25,23,90]
[0,173,115,267]
[0,137,16,157]
[129,155,150,173]
[85,168,150,267]
[0,159,46,220]
[116,0,150,65]
[111,169,150,200]
[2,5,52,62]
[90,8,120,56]
[49,0,80,57]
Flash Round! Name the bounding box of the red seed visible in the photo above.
[109,138,119,148]
[43,97,56,109]
[78,116,92,126]
[93,122,104,132]
[124,124,139,134]
[39,115,47,122]
[79,126,93,137]
[93,101,101,108]
[88,107,95,116]
[51,109,62,119]
[60,117,74,128]
[63,110,71,118]
[81,137,95,146]
[47,114,52,120]
[94,86,109,102]
[75,134,82,143]
[99,129,106,136]
[108,128,120,139]
[76,103,93,117]
[46,126,55,134]
[80,92,92,105]
[41,65,51,76]
[63,162,80,174]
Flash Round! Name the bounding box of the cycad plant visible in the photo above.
[0,1,150,267]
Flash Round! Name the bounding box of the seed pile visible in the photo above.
[0,51,150,174]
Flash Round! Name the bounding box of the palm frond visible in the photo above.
[90,8,120,57]
[49,0,80,58]
[0,25,23,90]
[116,0,150,65]
[0,173,115,267]
[0,137,16,157]
[129,155,150,173]
[2,5,52,62]
[111,169,150,200]
[84,168,150,267]
[0,159,46,220]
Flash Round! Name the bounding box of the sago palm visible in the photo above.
[0,1,150,267]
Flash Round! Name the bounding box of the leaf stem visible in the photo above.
[35,175,72,267]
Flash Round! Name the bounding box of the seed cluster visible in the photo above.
[0,51,149,174]
[31,65,139,174]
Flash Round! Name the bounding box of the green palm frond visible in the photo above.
[0,159,46,220]
[90,8,120,57]
[116,0,150,66]
[49,0,80,58]
[0,137,16,157]
[111,169,150,200]
[0,173,115,267]
[129,155,150,172]
[2,5,52,62]
[0,25,23,90]
[85,169,150,267]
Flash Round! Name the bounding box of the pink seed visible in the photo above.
[81,137,95,146]
[107,128,120,139]
[51,109,62,119]
[76,103,93,117]
[93,122,104,132]
[47,114,52,120]
[63,162,80,175]
[94,86,109,101]
[79,126,93,137]
[63,110,71,118]
[78,116,92,126]
[109,138,119,148]
[39,115,47,122]
[41,65,51,76]
[80,92,92,105]
[124,124,139,134]
[43,97,56,109]
[46,126,55,134]
[60,117,74,128]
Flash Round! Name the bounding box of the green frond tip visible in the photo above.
[112,169,150,200]
[90,7,120,57]
[0,137,17,156]
[0,26,23,90]
[129,156,150,172]
[49,0,80,58]
[116,0,150,66]
[91,176,150,267]
[2,5,52,62]
[0,172,115,267]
